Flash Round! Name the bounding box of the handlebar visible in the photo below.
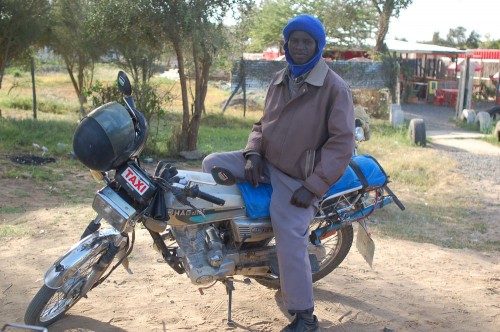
[187,185,226,206]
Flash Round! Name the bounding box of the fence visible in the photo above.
[230,59,396,92]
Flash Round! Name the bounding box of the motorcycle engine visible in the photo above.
[171,218,276,285]
[171,224,234,285]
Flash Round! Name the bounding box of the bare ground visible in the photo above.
[1,103,499,332]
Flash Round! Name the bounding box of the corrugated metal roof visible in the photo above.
[459,49,500,60]
[386,40,465,55]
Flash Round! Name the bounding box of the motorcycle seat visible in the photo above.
[237,155,387,219]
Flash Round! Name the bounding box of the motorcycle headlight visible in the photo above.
[92,186,137,232]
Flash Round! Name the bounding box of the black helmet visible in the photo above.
[73,102,148,171]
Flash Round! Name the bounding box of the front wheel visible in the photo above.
[255,224,354,289]
[24,247,107,327]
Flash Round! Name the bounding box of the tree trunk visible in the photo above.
[0,29,13,90]
[372,0,394,53]
[31,57,37,119]
[174,42,191,151]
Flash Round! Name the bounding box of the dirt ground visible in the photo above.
[1,104,499,332]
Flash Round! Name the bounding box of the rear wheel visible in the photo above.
[24,248,107,327]
[255,224,354,289]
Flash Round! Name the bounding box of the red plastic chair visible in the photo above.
[434,90,446,106]
[449,92,457,107]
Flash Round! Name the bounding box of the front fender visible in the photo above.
[44,228,121,289]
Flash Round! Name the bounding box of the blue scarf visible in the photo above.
[283,15,326,78]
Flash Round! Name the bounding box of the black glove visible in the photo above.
[244,154,263,187]
[290,186,316,208]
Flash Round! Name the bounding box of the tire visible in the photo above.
[494,120,500,142]
[475,111,492,133]
[24,247,107,327]
[409,118,426,146]
[255,224,354,289]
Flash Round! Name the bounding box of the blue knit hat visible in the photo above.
[283,15,326,78]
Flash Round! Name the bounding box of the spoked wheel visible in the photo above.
[255,223,354,289]
[24,248,106,327]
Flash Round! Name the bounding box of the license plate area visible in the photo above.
[356,222,375,268]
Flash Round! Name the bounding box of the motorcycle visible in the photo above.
[24,71,405,327]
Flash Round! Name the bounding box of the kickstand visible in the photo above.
[223,278,236,326]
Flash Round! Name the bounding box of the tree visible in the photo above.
[428,27,482,49]
[49,0,105,117]
[465,30,481,49]
[150,0,250,152]
[88,0,165,86]
[0,0,49,88]
[242,0,377,52]
[370,0,413,53]
[446,26,467,48]
[243,0,299,52]
[315,0,377,49]
[480,34,500,49]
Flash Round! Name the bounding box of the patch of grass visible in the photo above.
[4,165,57,182]
[453,116,500,146]
[4,96,79,114]
[0,117,77,156]
[482,133,500,146]
[0,225,29,237]
[198,113,255,154]
[1,206,26,214]
[471,222,488,234]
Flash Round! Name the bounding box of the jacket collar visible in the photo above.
[274,58,329,87]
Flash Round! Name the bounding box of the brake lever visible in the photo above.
[170,185,206,218]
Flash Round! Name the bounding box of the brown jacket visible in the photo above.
[244,59,355,197]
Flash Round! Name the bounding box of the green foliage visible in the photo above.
[3,96,76,114]
[352,88,391,119]
[480,37,500,49]
[316,0,377,49]
[135,83,174,156]
[197,113,254,153]
[0,225,29,238]
[243,0,298,51]
[0,118,76,156]
[427,27,483,49]
[0,0,50,88]
[85,80,122,108]
[242,0,378,51]
[370,0,413,53]
[49,0,106,115]
[150,0,250,151]
[88,0,165,85]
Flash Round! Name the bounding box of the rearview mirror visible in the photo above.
[117,71,132,96]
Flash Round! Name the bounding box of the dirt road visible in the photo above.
[1,104,499,332]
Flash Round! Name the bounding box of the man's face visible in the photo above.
[288,30,317,65]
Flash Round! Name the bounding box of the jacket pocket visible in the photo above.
[304,149,315,178]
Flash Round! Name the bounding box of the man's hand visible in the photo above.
[290,186,316,208]
[245,154,263,187]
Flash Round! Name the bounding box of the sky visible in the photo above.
[387,0,500,43]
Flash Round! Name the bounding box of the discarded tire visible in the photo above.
[391,109,404,128]
[475,111,492,133]
[409,118,426,146]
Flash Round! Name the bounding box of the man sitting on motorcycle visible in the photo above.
[203,14,354,332]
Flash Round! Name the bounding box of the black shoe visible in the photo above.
[281,313,321,332]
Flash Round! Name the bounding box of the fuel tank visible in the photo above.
[166,170,247,226]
